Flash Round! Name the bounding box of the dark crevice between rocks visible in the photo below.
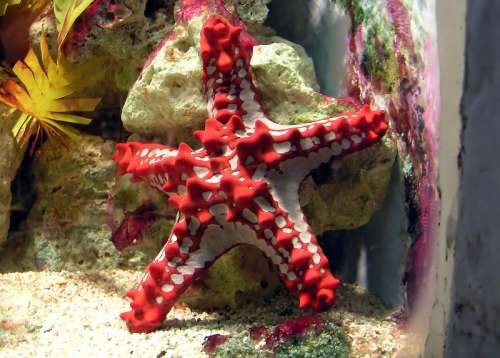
[318,161,408,307]
[404,177,420,237]
[310,162,333,185]
[0,151,37,272]
[82,108,131,143]
[144,0,176,20]
[8,152,36,234]
[319,230,358,283]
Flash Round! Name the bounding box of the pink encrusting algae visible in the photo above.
[62,0,132,58]
[344,0,439,309]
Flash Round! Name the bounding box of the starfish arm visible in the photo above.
[121,186,340,333]
[120,215,219,333]
[224,192,341,311]
[114,141,218,197]
[245,106,387,171]
[113,142,179,190]
[201,13,268,128]
[197,16,388,173]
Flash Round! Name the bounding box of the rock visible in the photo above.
[182,246,281,310]
[301,135,397,232]
[29,0,175,94]
[0,134,167,272]
[121,16,207,142]
[229,0,272,24]
[122,19,352,141]
[251,38,353,124]
[0,110,23,247]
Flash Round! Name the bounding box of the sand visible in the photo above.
[0,270,411,357]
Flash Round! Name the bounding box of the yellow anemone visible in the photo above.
[0,33,103,148]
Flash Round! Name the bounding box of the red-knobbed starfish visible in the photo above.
[113,14,388,333]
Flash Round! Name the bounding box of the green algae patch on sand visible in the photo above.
[274,322,350,358]
[211,320,350,358]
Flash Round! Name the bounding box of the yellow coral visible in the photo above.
[0,34,103,148]
[55,0,95,49]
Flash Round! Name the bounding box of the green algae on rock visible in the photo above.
[341,0,400,93]
[230,0,271,24]
[0,134,167,272]
[301,135,396,233]
[181,246,281,310]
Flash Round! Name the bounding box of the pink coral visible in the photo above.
[62,0,131,57]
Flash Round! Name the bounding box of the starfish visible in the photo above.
[113,14,388,333]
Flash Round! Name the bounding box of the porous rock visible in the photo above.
[121,17,395,233]
[301,135,396,232]
[121,19,351,139]
[251,38,354,124]
[182,246,281,310]
[228,0,272,24]
[121,16,207,141]
[0,134,166,271]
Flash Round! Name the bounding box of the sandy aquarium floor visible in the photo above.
[0,270,415,357]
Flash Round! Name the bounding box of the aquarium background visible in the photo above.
[0,0,447,356]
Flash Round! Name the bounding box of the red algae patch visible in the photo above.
[264,314,325,348]
[203,333,230,356]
